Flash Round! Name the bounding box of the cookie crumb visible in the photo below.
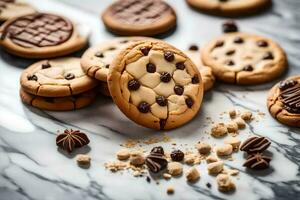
[105,161,127,172]
[229,109,237,118]
[167,162,183,176]
[196,142,211,154]
[224,137,241,151]
[163,173,172,179]
[241,111,252,121]
[227,121,238,133]
[206,155,218,164]
[166,186,175,195]
[216,174,236,192]
[207,161,224,174]
[76,154,91,166]
[184,153,197,165]
[186,167,200,182]
[117,149,130,160]
[211,123,227,137]
[129,151,145,166]
[215,144,233,156]
[234,117,246,129]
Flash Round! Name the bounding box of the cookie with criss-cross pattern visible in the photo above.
[101,0,177,36]
[267,76,300,127]
[20,57,99,97]
[186,0,271,17]
[0,0,36,22]
[201,32,287,85]
[0,12,88,58]
[108,40,204,130]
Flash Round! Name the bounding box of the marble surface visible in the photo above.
[0,0,300,199]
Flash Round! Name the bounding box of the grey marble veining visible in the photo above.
[0,0,300,200]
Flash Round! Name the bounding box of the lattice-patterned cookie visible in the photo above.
[267,76,300,127]
[201,32,287,85]
[186,0,271,16]
[0,0,36,22]
[108,40,204,130]
[102,0,177,36]
[20,57,99,97]
[0,13,88,58]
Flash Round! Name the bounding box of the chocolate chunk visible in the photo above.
[243,65,254,71]
[159,119,167,130]
[65,73,75,80]
[206,183,212,189]
[105,64,110,68]
[151,146,164,155]
[145,153,168,173]
[27,74,38,81]
[257,40,268,47]
[240,136,271,154]
[56,129,90,153]
[174,85,184,95]
[127,79,140,91]
[189,44,199,51]
[160,72,172,83]
[226,50,235,56]
[233,37,244,44]
[215,41,224,48]
[243,153,271,170]
[120,40,128,43]
[138,102,150,113]
[192,75,200,84]
[140,46,151,56]
[146,63,156,73]
[164,51,174,62]
[108,47,116,51]
[176,62,185,70]
[226,60,235,66]
[262,52,274,60]
[146,176,151,183]
[222,20,238,33]
[279,79,298,91]
[280,83,300,113]
[95,52,104,58]
[156,96,167,106]
[41,62,51,69]
[170,149,184,161]
[185,97,194,108]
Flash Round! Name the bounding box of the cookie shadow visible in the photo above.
[57,145,91,159]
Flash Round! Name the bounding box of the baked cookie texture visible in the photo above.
[20,88,97,111]
[0,13,88,58]
[0,0,36,22]
[108,40,204,130]
[98,82,110,97]
[20,57,99,97]
[186,0,271,17]
[101,0,177,36]
[267,76,300,127]
[201,32,287,85]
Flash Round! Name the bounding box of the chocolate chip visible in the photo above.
[279,79,298,90]
[128,79,140,91]
[156,96,167,106]
[65,73,75,80]
[159,119,167,130]
[206,183,212,189]
[27,74,38,81]
[160,72,172,83]
[105,64,110,68]
[174,85,184,95]
[185,97,194,108]
[164,51,174,62]
[234,37,244,44]
[108,47,116,51]
[226,60,235,66]
[222,20,238,33]
[215,41,224,48]
[262,52,274,60]
[170,150,184,161]
[243,65,253,71]
[95,52,104,57]
[146,63,156,73]
[192,75,200,84]
[146,176,151,183]
[189,44,199,51]
[41,62,51,69]
[176,62,185,70]
[257,40,268,47]
[138,102,150,113]
[151,146,164,155]
[120,40,128,43]
[226,50,235,56]
[140,47,151,56]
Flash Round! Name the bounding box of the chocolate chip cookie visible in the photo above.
[0,13,88,58]
[201,32,287,85]
[20,88,97,111]
[101,0,177,36]
[108,40,204,130]
[186,0,271,17]
[20,57,99,97]
[267,76,300,127]
[0,0,36,22]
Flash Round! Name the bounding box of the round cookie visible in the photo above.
[20,57,99,97]
[0,0,36,22]
[201,32,287,85]
[186,0,271,17]
[20,88,97,111]
[101,0,177,36]
[108,40,204,130]
[0,13,88,58]
[267,76,300,127]
[184,47,215,91]
[98,81,110,97]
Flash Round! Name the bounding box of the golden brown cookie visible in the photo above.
[98,81,110,97]
[201,32,287,85]
[20,57,99,97]
[267,76,300,127]
[20,88,97,111]
[101,0,177,36]
[0,0,36,22]
[0,12,88,58]
[186,0,271,17]
[108,40,204,130]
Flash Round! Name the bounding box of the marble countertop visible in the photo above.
[1,0,300,199]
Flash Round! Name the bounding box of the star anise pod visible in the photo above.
[56,129,90,153]
[240,136,271,154]
[145,153,168,173]
[243,153,271,170]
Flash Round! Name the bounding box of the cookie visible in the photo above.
[81,37,149,82]
[20,57,99,97]
[186,0,271,17]
[0,0,36,22]
[108,40,204,130]
[20,88,97,111]
[0,13,88,58]
[101,0,177,36]
[184,47,215,91]
[98,81,110,97]
[267,76,300,127]
[201,32,287,85]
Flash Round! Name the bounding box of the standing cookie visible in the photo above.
[101,0,177,36]
[20,57,99,97]
[0,0,36,22]
[108,40,204,130]
[201,32,287,85]
[0,13,88,58]
[186,0,271,17]
[267,76,300,127]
